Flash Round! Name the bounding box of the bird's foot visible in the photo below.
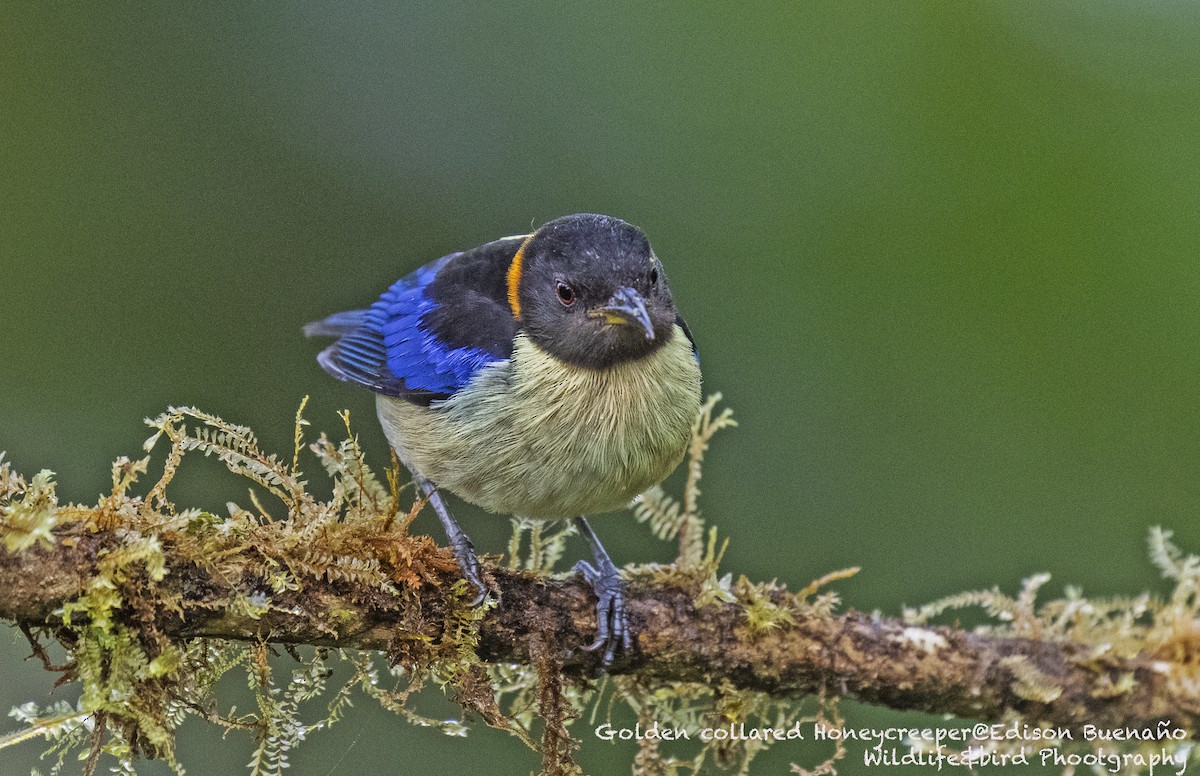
[416,476,491,607]
[449,536,491,607]
[573,557,632,671]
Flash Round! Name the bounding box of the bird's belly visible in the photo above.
[376,330,701,519]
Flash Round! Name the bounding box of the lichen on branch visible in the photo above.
[0,398,1198,776]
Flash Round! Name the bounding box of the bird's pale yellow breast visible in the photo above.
[377,327,702,518]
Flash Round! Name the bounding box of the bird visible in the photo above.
[305,213,702,666]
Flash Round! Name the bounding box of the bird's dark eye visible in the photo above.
[649,267,659,286]
[556,281,576,306]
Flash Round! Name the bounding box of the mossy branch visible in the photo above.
[1,400,1198,775]
[0,529,1197,731]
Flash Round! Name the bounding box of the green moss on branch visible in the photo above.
[1,401,1198,775]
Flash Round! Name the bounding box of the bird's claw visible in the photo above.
[573,559,632,671]
[415,477,493,607]
[440,524,491,606]
[461,560,491,607]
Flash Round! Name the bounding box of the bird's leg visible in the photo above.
[415,476,489,606]
[572,516,632,669]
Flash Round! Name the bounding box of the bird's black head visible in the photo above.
[512,214,678,369]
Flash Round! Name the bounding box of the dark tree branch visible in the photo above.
[0,526,1192,734]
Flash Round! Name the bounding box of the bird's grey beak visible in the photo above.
[589,286,655,340]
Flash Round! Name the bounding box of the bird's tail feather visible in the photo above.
[303,310,369,338]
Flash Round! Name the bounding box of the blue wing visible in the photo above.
[307,238,523,405]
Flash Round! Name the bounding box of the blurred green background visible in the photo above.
[4,2,1200,774]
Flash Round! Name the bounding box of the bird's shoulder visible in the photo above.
[308,235,527,405]
[674,314,699,363]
